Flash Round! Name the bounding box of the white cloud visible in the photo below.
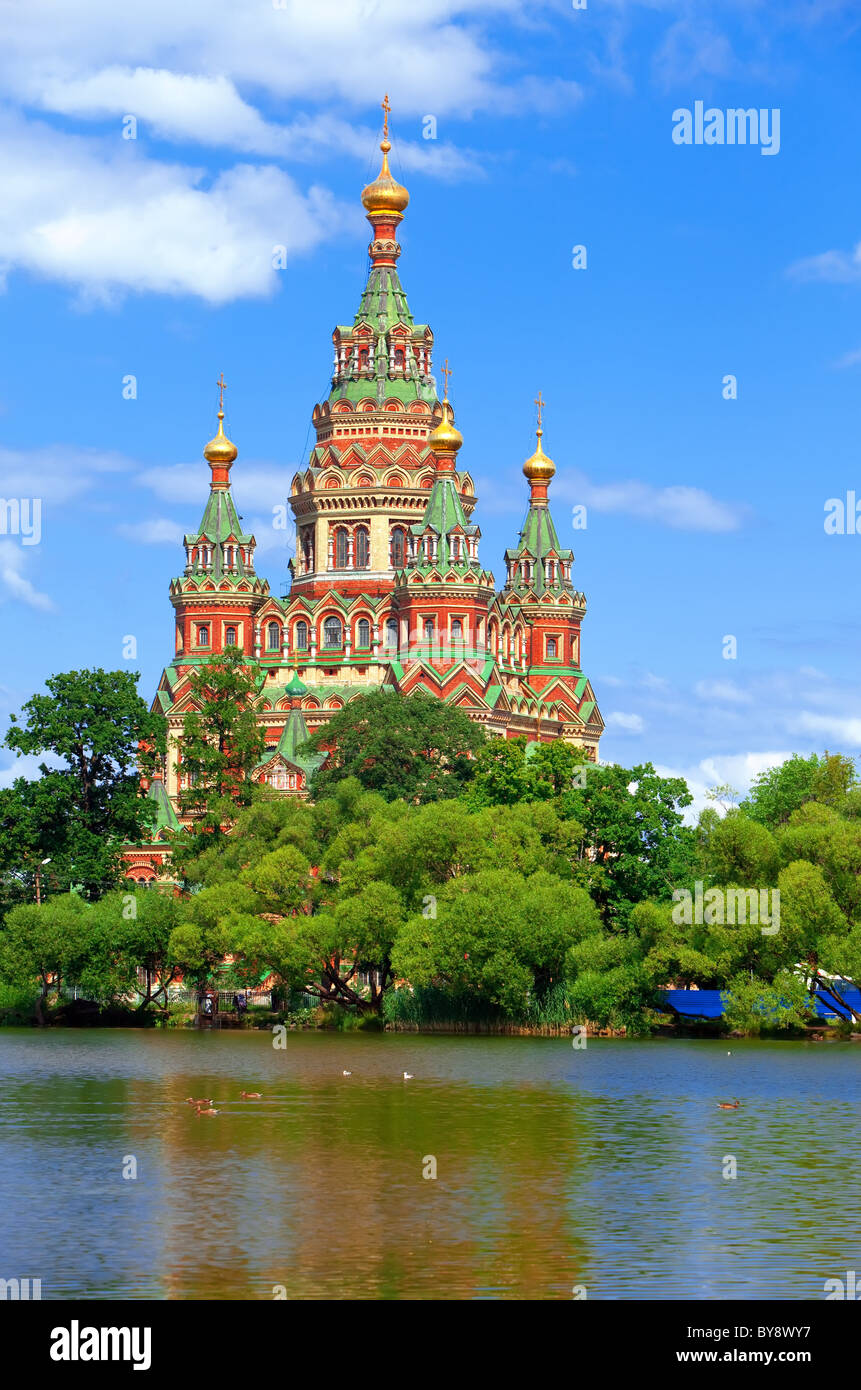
[694,678,753,705]
[0,542,54,611]
[790,712,861,747]
[556,470,750,532]
[655,750,796,822]
[606,710,645,733]
[788,243,861,285]
[0,111,350,304]
[117,518,185,545]
[0,444,129,502]
[0,752,46,788]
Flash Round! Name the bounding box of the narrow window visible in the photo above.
[197,625,209,646]
[296,621,309,650]
[357,618,371,648]
[356,527,370,568]
[225,626,237,646]
[547,637,558,659]
[390,527,405,568]
[335,529,349,569]
[323,616,343,649]
[385,618,398,651]
[267,622,280,650]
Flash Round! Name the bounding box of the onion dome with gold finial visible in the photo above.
[523,391,555,484]
[203,373,238,470]
[361,95,409,216]
[427,359,463,456]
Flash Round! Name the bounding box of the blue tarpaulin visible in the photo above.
[658,985,861,1021]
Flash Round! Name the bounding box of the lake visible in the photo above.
[0,1029,856,1300]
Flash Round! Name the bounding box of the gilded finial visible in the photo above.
[203,372,238,472]
[523,392,555,488]
[361,96,410,216]
[428,364,463,457]
[441,359,452,402]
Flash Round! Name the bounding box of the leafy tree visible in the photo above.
[0,895,93,1023]
[172,647,266,863]
[392,868,601,1018]
[720,970,812,1035]
[3,668,166,897]
[0,776,66,909]
[739,754,822,829]
[565,933,657,1034]
[700,811,780,887]
[465,736,589,807]
[304,689,484,803]
[558,761,695,926]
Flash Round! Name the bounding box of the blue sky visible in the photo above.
[2,0,861,809]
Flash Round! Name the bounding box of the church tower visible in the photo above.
[145,99,604,831]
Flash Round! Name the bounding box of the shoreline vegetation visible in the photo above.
[3,672,861,1042]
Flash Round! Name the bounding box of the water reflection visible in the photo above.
[0,1031,856,1299]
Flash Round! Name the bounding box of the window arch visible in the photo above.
[295,621,309,650]
[335,528,349,569]
[546,637,558,659]
[423,617,435,642]
[355,526,370,569]
[390,527,406,568]
[197,625,209,647]
[267,622,281,651]
[323,615,343,649]
[384,617,398,651]
[357,618,371,649]
[225,626,237,646]
[451,619,463,641]
[393,347,406,371]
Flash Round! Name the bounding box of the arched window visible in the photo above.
[267,622,280,651]
[390,527,405,568]
[323,616,343,649]
[423,618,435,642]
[451,619,463,641]
[295,621,309,650]
[394,347,405,371]
[357,618,371,648]
[385,618,398,651]
[359,347,369,370]
[302,532,313,573]
[225,626,237,646]
[546,637,558,658]
[355,527,370,569]
[197,625,209,646]
[335,528,349,569]
[225,546,234,568]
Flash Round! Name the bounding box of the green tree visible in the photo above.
[304,689,484,803]
[739,754,822,829]
[720,970,812,1034]
[0,895,93,1023]
[392,868,601,1018]
[3,668,166,897]
[172,647,266,861]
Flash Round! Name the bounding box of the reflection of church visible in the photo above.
[128,102,603,875]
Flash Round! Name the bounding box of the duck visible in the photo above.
[185,1097,211,1106]
[239,1091,262,1099]
[196,1105,219,1116]
[717,1099,741,1110]
[342,1070,352,1077]
[403,1072,414,1080]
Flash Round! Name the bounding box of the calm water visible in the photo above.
[0,1029,857,1300]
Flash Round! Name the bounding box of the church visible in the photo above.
[127,104,603,873]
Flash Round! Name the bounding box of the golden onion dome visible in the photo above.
[203,410,238,466]
[428,399,463,455]
[523,428,555,484]
[361,139,410,216]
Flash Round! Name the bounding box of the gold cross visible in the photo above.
[382,94,391,140]
[535,390,545,430]
[217,372,227,412]
[441,358,452,400]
